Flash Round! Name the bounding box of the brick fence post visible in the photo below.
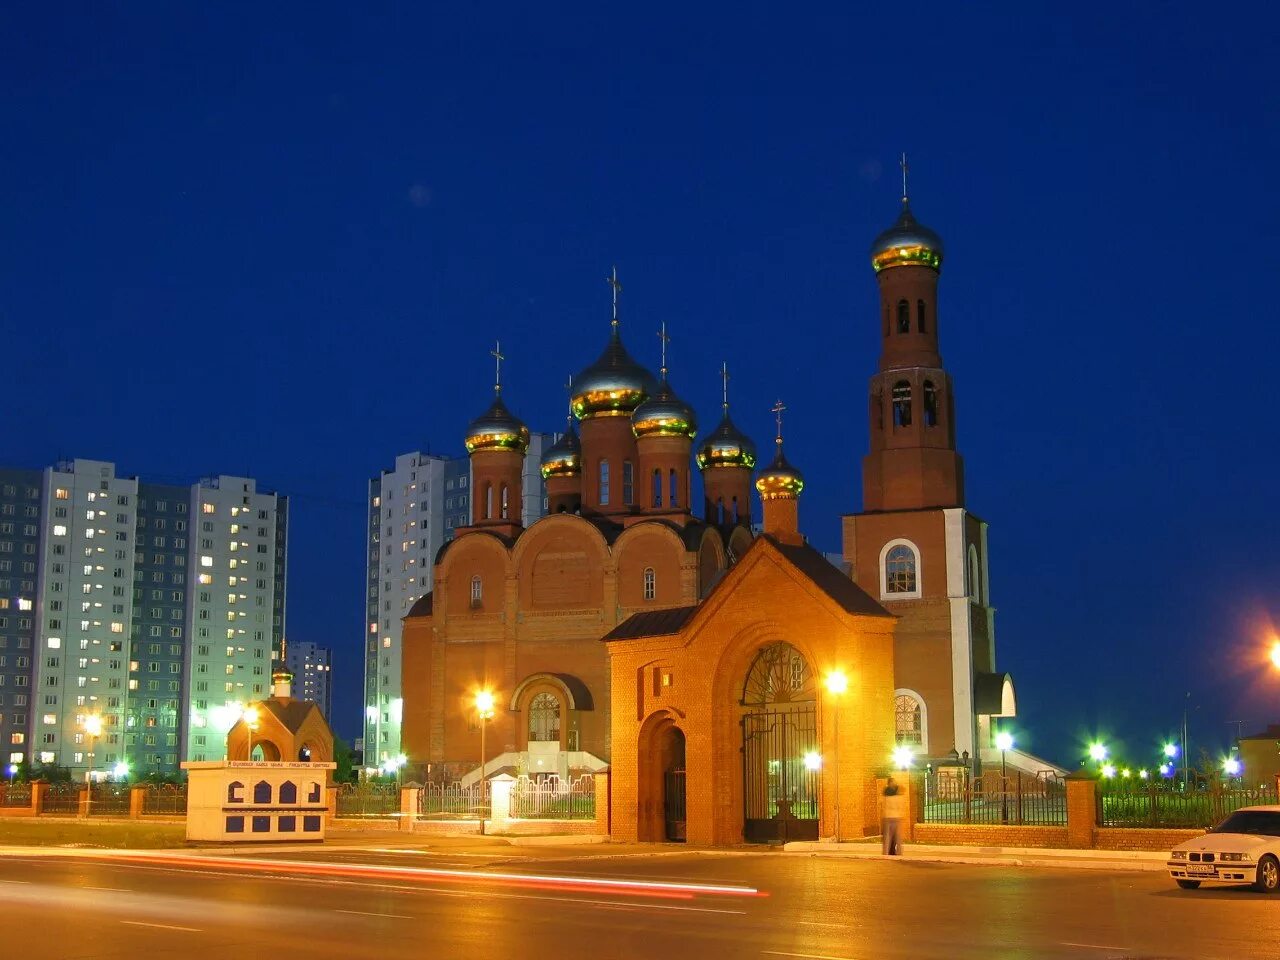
[593,770,610,837]
[31,781,47,816]
[399,784,422,833]
[77,786,90,819]
[1065,770,1097,849]
[326,785,339,824]
[129,786,147,819]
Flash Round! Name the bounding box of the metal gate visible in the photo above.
[741,642,819,843]
[664,768,686,842]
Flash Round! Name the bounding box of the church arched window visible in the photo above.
[880,540,920,597]
[653,469,662,508]
[484,484,493,520]
[897,299,910,334]
[528,692,561,743]
[470,575,482,607]
[643,566,656,601]
[716,497,724,525]
[895,693,924,746]
[669,469,679,508]
[500,485,510,520]
[968,544,981,603]
[731,496,739,524]
[892,381,912,427]
[622,461,634,505]
[599,460,610,506]
[923,381,938,427]
[917,299,927,333]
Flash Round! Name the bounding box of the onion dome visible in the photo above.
[464,394,530,454]
[870,204,944,274]
[755,444,805,500]
[697,412,757,470]
[571,327,658,420]
[632,376,698,440]
[539,424,582,479]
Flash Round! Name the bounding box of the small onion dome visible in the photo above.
[571,329,658,419]
[539,424,582,479]
[696,412,758,470]
[754,445,805,500]
[464,394,531,454]
[870,204,944,274]
[632,377,698,440]
[272,668,294,684]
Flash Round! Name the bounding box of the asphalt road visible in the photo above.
[0,845,1273,960]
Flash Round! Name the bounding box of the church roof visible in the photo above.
[260,697,324,734]
[602,605,699,641]
[405,592,433,618]
[760,535,893,618]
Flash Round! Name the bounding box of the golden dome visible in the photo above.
[755,444,804,500]
[571,328,657,419]
[464,394,530,454]
[870,203,944,274]
[539,424,581,479]
[632,376,698,440]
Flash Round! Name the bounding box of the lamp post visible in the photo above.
[83,713,102,814]
[995,730,1013,824]
[244,706,260,763]
[824,670,847,842]
[474,690,495,835]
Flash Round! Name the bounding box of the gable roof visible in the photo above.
[261,697,324,734]
[405,592,433,618]
[603,605,699,642]
[761,535,893,618]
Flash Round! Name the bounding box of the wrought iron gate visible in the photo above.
[664,768,686,842]
[741,642,819,843]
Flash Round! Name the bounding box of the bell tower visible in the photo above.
[861,162,963,513]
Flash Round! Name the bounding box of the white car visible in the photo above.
[1168,805,1280,892]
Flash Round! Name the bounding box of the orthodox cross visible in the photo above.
[490,340,504,395]
[721,361,730,412]
[607,265,622,328]
[772,399,786,446]
[564,373,574,422]
[657,320,670,378]
[900,152,909,205]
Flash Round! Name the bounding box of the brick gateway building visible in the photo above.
[401,191,1049,843]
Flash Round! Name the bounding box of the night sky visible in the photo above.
[3,6,1277,771]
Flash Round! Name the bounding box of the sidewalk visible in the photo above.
[782,838,1168,872]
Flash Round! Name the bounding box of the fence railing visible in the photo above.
[142,784,188,815]
[509,775,595,820]
[419,780,489,819]
[86,783,131,816]
[922,770,1066,826]
[1098,779,1278,828]
[334,782,400,818]
[0,783,32,808]
[40,782,82,815]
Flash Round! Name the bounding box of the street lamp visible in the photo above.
[474,690,496,835]
[82,713,102,814]
[1270,639,1280,671]
[1088,742,1108,763]
[824,670,847,842]
[995,730,1013,823]
[243,706,260,762]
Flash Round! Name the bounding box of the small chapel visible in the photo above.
[400,184,1050,844]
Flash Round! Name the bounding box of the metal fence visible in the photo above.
[86,782,131,816]
[40,782,82,815]
[0,783,32,808]
[334,782,400,818]
[509,775,595,820]
[141,784,188,815]
[1098,779,1278,828]
[419,780,488,819]
[922,770,1067,826]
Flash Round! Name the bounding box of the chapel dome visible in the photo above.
[571,329,658,420]
[464,394,530,454]
[870,204,945,274]
[539,424,582,478]
[696,412,758,470]
[632,377,698,440]
[754,445,805,500]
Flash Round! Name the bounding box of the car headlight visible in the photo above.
[1171,851,1188,860]
[1220,852,1251,862]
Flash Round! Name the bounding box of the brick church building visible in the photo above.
[400,189,1049,844]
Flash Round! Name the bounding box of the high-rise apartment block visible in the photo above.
[286,641,332,718]
[0,459,288,778]
[363,439,551,766]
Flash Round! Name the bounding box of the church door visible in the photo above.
[741,642,819,843]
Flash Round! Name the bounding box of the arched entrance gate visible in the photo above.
[741,642,820,842]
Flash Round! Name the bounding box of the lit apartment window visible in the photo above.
[202,504,215,515]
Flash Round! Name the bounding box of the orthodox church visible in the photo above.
[400,187,1045,844]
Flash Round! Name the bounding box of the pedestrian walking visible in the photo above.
[882,776,905,856]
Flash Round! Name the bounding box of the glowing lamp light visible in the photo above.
[1088,743,1108,762]
[1101,764,1116,779]
[995,732,1014,752]
[803,751,822,771]
[1271,640,1280,670]
[1163,743,1179,759]
[1121,768,1131,778]
[1139,769,1149,779]
[83,714,103,737]
[243,706,261,730]
[1159,763,1172,776]
[5,764,16,777]
[112,761,129,779]
[1223,757,1242,777]
[824,671,848,695]
[891,745,914,770]
[475,690,496,719]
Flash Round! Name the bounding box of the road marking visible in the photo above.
[763,952,858,960]
[1059,944,1129,952]
[0,879,31,884]
[120,921,201,933]
[337,909,412,920]
[84,886,130,892]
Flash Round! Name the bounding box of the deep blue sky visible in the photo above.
[3,5,1277,770]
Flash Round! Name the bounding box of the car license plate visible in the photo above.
[1187,863,1216,875]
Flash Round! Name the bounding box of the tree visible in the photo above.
[332,736,357,783]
